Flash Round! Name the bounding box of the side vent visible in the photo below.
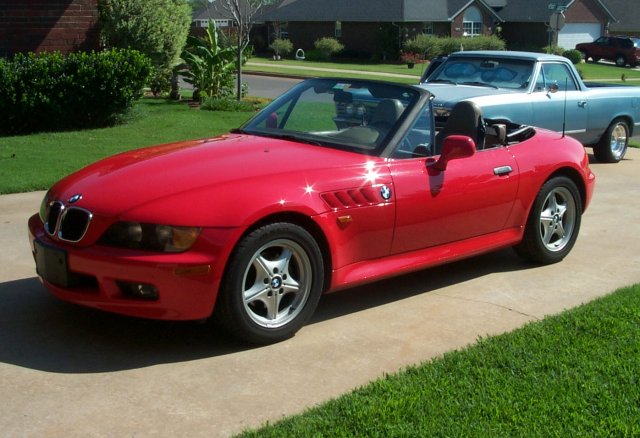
[321,187,385,210]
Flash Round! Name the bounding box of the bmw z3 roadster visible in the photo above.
[29,78,595,344]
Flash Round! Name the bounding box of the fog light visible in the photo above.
[117,281,159,301]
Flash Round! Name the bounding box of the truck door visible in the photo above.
[529,62,589,143]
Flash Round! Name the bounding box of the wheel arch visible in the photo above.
[546,167,588,213]
[226,212,333,293]
[609,114,634,137]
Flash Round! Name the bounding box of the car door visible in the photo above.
[389,146,519,254]
[528,62,589,143]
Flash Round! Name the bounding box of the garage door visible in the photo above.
[558,23,602,50]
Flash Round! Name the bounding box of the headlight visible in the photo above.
[100,222,201,253]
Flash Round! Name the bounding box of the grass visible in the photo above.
[240,284,640,437]
[0,98,254,194]
[245,57,424,85]
[577,62,640,82]
[246,56,640,85]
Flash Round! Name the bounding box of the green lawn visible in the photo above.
[246,56,640,85]
[240,284,640,437]
[245,58,424,85]
[0,99,253,194]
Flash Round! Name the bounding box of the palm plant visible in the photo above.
[180,21,237,102]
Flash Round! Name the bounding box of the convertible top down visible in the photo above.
[29,78,595,344]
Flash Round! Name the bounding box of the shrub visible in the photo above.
[406,35,505,59]
[99,0,191,83]
[201,96,267,112]
[0,49,152,135]
[270,39,294,58]
[563,49,583,65]
[437,35,506,56]
[543,45,566,55]
[314,37,345,60]
[402,33,437,55]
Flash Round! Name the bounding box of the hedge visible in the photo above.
[0,49,152,135]
[403,35,506,60]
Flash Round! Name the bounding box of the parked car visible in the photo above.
[29,78,595,344]
[420,50,640,162]
[576,35,640,67]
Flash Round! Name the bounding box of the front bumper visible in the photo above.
[28,214,235,320]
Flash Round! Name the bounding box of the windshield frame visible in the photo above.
[239,78,429,157]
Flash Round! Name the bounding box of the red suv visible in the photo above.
[576,36,640,67]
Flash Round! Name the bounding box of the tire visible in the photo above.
[215,223,324,344]
[514,176,582,265]
[594,118,629,163]
[580,50,589,62]
[615,55,626,67]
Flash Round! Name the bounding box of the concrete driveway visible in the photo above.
[1,149,639,437]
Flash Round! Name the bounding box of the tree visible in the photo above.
[213,0,267,101]
[99,0,192,92]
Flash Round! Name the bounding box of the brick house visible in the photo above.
[261,0,622,56]
[496,0,616,50]
[0,0,99,57]
[261,0,503,57]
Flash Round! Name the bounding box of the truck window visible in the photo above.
[535,63,578,92]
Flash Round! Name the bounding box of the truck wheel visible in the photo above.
[615,55,626,67]
[594,118,629,163]
[514,176,582,265]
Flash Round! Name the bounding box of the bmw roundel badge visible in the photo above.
[68,194,83,204]
[380,185,392,200]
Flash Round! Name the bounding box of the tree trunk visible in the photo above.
[237,32,242,101]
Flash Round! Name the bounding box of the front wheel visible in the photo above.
[594,118,629,163]
[215,223,324,344]
[514,176,582,265]
[615,55,626,67]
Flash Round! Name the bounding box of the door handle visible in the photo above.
[578,101,588,108]
[493,166,513,176]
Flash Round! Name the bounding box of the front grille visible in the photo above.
[45,202,92,243]
[45,201,64,235]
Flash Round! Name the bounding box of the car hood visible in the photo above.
[419,83,516,107]
[49,134,385,225]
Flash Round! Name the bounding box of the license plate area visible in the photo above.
[34,240,71,288]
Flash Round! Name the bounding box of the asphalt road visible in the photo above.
[1,147,640,436]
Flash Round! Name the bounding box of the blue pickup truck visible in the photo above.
[419,51,640,162]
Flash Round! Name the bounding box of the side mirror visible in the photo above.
[547,83,559,94]
[430,135,476,171]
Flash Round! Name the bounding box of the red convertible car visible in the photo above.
[29,78,595,344]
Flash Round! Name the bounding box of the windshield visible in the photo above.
[240,78,421,156]
[428,57,535,90]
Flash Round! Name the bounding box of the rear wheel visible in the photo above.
[615,55,626,67]
[594,118,629,163]
[514,176,582,265]
[215,223,324,344]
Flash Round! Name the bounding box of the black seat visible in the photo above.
[434,101,485,154]
[370,99,404,131]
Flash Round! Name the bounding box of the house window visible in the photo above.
[463,6,482,37]
[335,21,342,38]
[423,22,434,35]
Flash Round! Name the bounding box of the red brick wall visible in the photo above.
[565,0,608,23]
[0,0,99,56]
